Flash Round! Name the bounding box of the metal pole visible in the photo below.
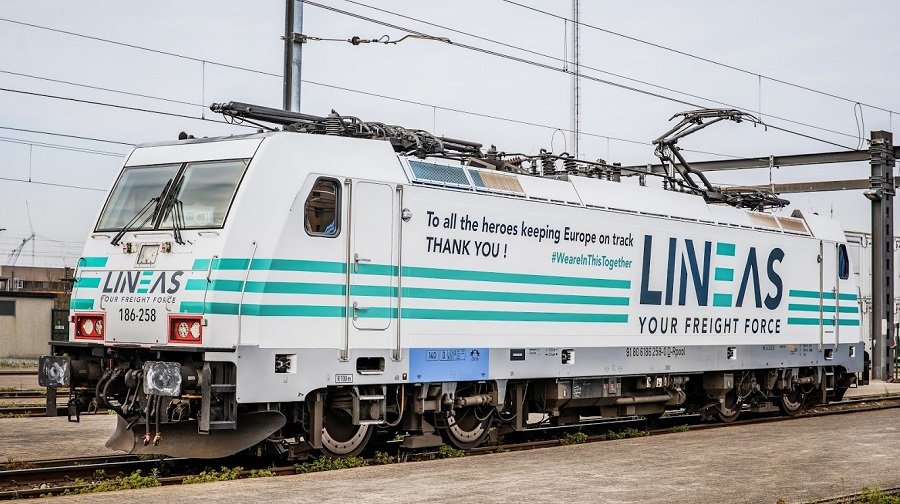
[283,0,303,112]
[570,0,580,158]
[869,130,895,380]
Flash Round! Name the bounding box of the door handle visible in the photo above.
[353,253,371,273]
[352,301,369,321]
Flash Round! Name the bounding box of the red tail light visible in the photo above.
[169,315,202,344]
[74,313,105,340]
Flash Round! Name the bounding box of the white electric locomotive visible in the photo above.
[40,103,864,459]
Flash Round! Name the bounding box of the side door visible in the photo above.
[348,180,397,341]
[817,240,853,349]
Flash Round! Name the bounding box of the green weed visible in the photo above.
[248,468,276,478]
[606,428,648,440]
[437,445,467,458]
[670,425,690,433]
[62,470,160,494]
[295,456,366,473]
[560,431,589,445]
[373,451,395,465]
[182,466,242,484]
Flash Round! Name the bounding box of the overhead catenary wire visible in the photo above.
[0,17,752,159]
[0,17,281,79]
[0,126,135,146]
[0,11,865,151]
[0,69,203,108]
[0,136,126,157]
[0,175,106,192]
[0,87,257,129]
[343,0,863,143]
[500,0,900,117]
[304,1,857,151]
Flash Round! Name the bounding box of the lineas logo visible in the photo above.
[101,271,184,295]
[638,235,784,309]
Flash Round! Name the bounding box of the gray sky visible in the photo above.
[0,1,897,266]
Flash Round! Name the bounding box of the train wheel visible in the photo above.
[716,391,741,423]
[777,388,804,416]
[320,406,373,458]
[443,408,493,450]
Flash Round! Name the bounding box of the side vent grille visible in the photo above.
[468,169,524,194]
[408,160,470,187]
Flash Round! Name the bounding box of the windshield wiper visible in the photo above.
[158,176,186,245]
[110,179,173,246]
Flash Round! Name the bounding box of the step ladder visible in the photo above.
[352,385,386,425]
[200,362,237,433]
[821,366,835,403]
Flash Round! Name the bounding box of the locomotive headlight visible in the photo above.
[176,321,189,338]
[81,318,94,336]
[38,356,71,387]
[94,319,103,336]
[189,322,200,339]
[143,361,183,396]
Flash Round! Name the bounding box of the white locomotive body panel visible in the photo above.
[49,127,864,458]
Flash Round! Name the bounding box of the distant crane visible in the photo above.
[6,201,35,267]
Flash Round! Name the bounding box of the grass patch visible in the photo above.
[670,425,690,433]
[62,470,160,494]
[373,451,396,465]
[437,445,467,458]
[295,456,366,474]
[606,428,648,440]
[560,431,589,446]
[3,458,36,470]
[857,487,900,504]
[0,360,36,369]
[0,412,28,418]
[248,468,276,478]
[182,466,242,484]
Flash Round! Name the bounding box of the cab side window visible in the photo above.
[305,178,340,237]
[838,244,849,280]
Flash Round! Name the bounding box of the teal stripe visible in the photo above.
[70,298,95,310]
[404,287,629,306]
[716,243,735,256]
[789,290,858,301]
[251,259,344,273]
[714,268,734,282]
[184,279,246,292]
[402,308,627,323]
[191,258,252,270]
[179,301,627,322]
[192,259,211,271]
[141,271,153,276]
[242,304,346,317]
[247,281,344,295]
[137,288,147,294]
[194,257,630,289]
[787,303,859,314]
[402,266,630,289]
[357,263,399,276]
[190,278,631,306]
[139,279,151,285]
[179,301,241,315]
[79,257,108,268]
[75,277,100,289]
[712,293,732,307]
[787,317,861,327]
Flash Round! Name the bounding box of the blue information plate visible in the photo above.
[409,348,489,382]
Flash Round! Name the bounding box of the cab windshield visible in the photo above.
[96,159,249,232]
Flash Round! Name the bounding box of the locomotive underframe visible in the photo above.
[43,340,863,459]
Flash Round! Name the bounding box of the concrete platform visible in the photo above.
[34,406,900,504]
[0,415,119,461]
[0,372,39,391]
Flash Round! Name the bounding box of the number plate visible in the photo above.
[118,307,158,323]
[334,374,353,384]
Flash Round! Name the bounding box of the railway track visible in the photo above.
[1,394,898,499]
